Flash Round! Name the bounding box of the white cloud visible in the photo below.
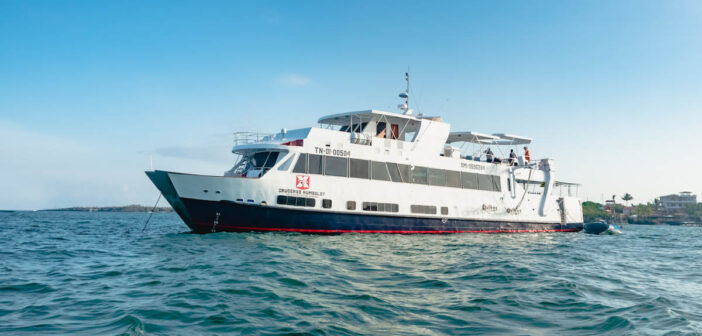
[278,74,310,87]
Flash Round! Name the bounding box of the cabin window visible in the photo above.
[461,172,479,189]
[277,195,315,207]
[347,201,356,210]
[349,159,370,179]
[411,205,437,214]
[441,207,449,215]
[427,168,446,186]
[296,197,307,206]
[477,174,495,191]
[322,199,332,208]
[411,166,428,184]
[308,154,323,175]
[446,171,461,188]
[492,176,502,192]
[362,202,399,213]
[292,153,308,173]
[386,162,402,183]
[398,164,411,183]
[325,156,348,177]
[507,178,511,192]
[371,161,391,181]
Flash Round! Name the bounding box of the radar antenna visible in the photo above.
[398,70,413,115]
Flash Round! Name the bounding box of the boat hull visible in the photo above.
[146,170,583,234]
[179,198,583,234]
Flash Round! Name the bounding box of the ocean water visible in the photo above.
[0,211,700,335]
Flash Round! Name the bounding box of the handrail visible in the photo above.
[233,131,274,146]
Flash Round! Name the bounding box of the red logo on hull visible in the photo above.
[296,175,310,190]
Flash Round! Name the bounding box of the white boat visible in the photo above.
[147,75,584,233]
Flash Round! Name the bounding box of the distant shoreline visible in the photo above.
[38,205,173,213]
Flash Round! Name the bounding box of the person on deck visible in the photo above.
[524,146,531,163]
[484,148,494,163]
[509,149,517,166]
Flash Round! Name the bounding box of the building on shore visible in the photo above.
[659,192,697,212]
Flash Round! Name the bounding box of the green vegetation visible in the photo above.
[622,193,633,206]
[635,203,656,217]
[685,203,702,218]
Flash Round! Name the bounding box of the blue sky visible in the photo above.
[1,1,701,209]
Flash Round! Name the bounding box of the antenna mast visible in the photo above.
[398,69,413,115]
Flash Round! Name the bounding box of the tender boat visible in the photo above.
[583,221,621,234]
[147,75,584,234]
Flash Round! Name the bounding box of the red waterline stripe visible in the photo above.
[197,224,579,234]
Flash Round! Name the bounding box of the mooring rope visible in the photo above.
[141,193,162,232]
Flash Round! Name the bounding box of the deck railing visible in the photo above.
[232,131,274,146]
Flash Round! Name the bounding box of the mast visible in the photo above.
[398,69,412,115]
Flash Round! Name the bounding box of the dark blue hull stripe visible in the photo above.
[178,198,584,234]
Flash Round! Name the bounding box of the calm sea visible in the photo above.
[0,211,700,335]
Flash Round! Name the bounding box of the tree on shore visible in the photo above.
[635,203,656,217]
[622,193,633,207]
[685,203,702,218]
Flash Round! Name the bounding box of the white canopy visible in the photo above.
[447,132,532,145]
[491,133,532,145]
[318,109,419,126]
[446,132,500,144]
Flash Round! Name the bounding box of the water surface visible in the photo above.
[1,211,700,335]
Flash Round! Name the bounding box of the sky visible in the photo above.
[1,0,701,210]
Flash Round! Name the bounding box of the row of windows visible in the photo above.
[292,154,502,192]
[277,197,450,216]
[276,196,316,207]
[362,202,399,213]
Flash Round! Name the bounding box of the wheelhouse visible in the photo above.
[318,110,423,143]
